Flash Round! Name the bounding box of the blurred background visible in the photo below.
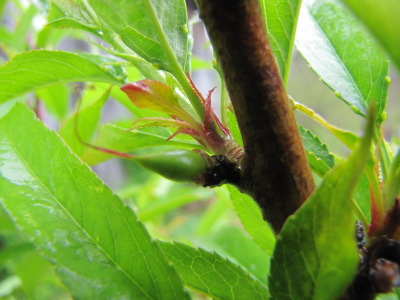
[0,0,399,299]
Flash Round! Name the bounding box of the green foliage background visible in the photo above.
[0,0,399,299]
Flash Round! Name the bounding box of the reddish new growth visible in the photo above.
[121,76,237,156]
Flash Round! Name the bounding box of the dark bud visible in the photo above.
[202,155,241,187]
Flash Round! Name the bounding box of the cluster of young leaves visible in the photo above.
[0,0,399,299]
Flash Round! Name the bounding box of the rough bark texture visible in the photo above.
[197,0,314,232]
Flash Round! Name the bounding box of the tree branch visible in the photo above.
[197,0,314,232]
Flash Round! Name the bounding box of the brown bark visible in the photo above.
[196,0,314,232]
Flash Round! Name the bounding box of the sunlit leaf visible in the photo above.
[88,0,189,73]
[296,0,389,122]
[0,104,187,299]
[0,50,125,103]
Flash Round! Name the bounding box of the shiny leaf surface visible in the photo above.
[88,0,189,73]
[0,104,186,299]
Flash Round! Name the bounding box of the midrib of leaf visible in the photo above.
[302,4,364,107]
[2,130,153,299]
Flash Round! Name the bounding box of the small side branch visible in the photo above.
[196,0,314,232]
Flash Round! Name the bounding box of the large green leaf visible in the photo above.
[88,0,189,74]
[228,186,276,256]
[159,241,269,300]
[0,104,187,299]
[269,110,374,300]
[0,50,126,103]
[299,125,335,176]
[259,0,302,84]
[296,0,389,122]
[340,0,400,73]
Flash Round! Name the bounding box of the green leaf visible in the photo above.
[138,187,213,221]
[296,0,389,122]
[59,86,111,157]
[0,104,187,299]
[0,50,126,104]
[341,0,400,73]
[354,172,371,223]
[49,0,96,27]
[269,108,375,300]
[159,241,269,300]
[259,0,302,85]
[83,123,202,165]
[36,83,69,120]
[299,126,335,176]
[47,2,99,34]
[384,149,400,209]
[228,186,276,256]
[89,0,189,73]
[204,226,271,286]
[375,294,399,300]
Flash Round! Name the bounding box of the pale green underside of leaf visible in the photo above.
[296,0,389,121]
[228,186,276,257]
[88,0,188,73]
[159,241,269,300]
[0,104,186,299]
[299,125,335,176]
[269,117,373,300]
[0,50,125,104]
[341,0,400,73]
[260,0,302,85]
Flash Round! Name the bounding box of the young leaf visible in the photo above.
[228,186,276,256]
[296,0,389,122]
[269,108,375,300]
[340,0,400,73]
[0,104,187,299]
[88,0,189,73]
[299,125,335,177]
[259,0,302,85]
[0,50,125,103]
[159,241,269,300]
